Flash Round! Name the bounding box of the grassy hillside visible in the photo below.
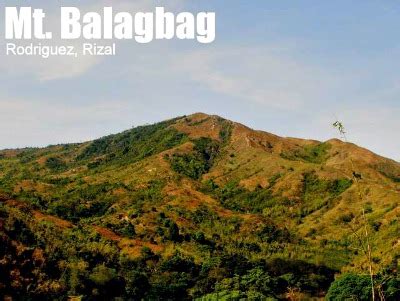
[0,113,399,300]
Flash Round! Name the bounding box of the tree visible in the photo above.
[333,120,376,301]
[326,273,372,301]
[168,221,181,242]
[124,270,149,299]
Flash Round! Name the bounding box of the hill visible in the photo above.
[0,113,399,300]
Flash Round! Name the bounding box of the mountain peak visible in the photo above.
[0,113,399,299]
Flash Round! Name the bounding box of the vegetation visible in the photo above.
[202,172,352,218]
[300,171,353,217]
[326,270,400,301]
[0,113,399,300]
[78,117,187,166]
[280,142,331,164]
[0,202,337,299]
[168,138,221,179]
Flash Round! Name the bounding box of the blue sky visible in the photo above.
[1,0,400,161]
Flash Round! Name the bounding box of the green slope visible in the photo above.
[0,113,399,300]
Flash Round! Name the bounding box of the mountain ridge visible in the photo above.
[1,112,398,164]
[0,112,399,300]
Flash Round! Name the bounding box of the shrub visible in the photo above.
[326,273,372,301]
[167,221,181,242]
[45,157,67,172]
[338,212,354,224]
[280,142,331,164]
[170,153,208,179]
[300,172,352,217]
[121,222,136,238]
[124,270,150,299]
[77,118,187,165]
[89,264,117,286]
[208,181,280,213]
[169,138,221,179]
[257,224,293,243]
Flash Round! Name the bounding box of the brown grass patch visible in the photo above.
[33,211,74,229]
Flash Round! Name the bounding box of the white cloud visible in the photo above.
[0,1,398,161]
[178,47,331,109]
[0,97,147,147]
[0,42,102,81]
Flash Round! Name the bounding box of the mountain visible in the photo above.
[0,113,399,300]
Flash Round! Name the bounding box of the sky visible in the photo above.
[1,0,400,161]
